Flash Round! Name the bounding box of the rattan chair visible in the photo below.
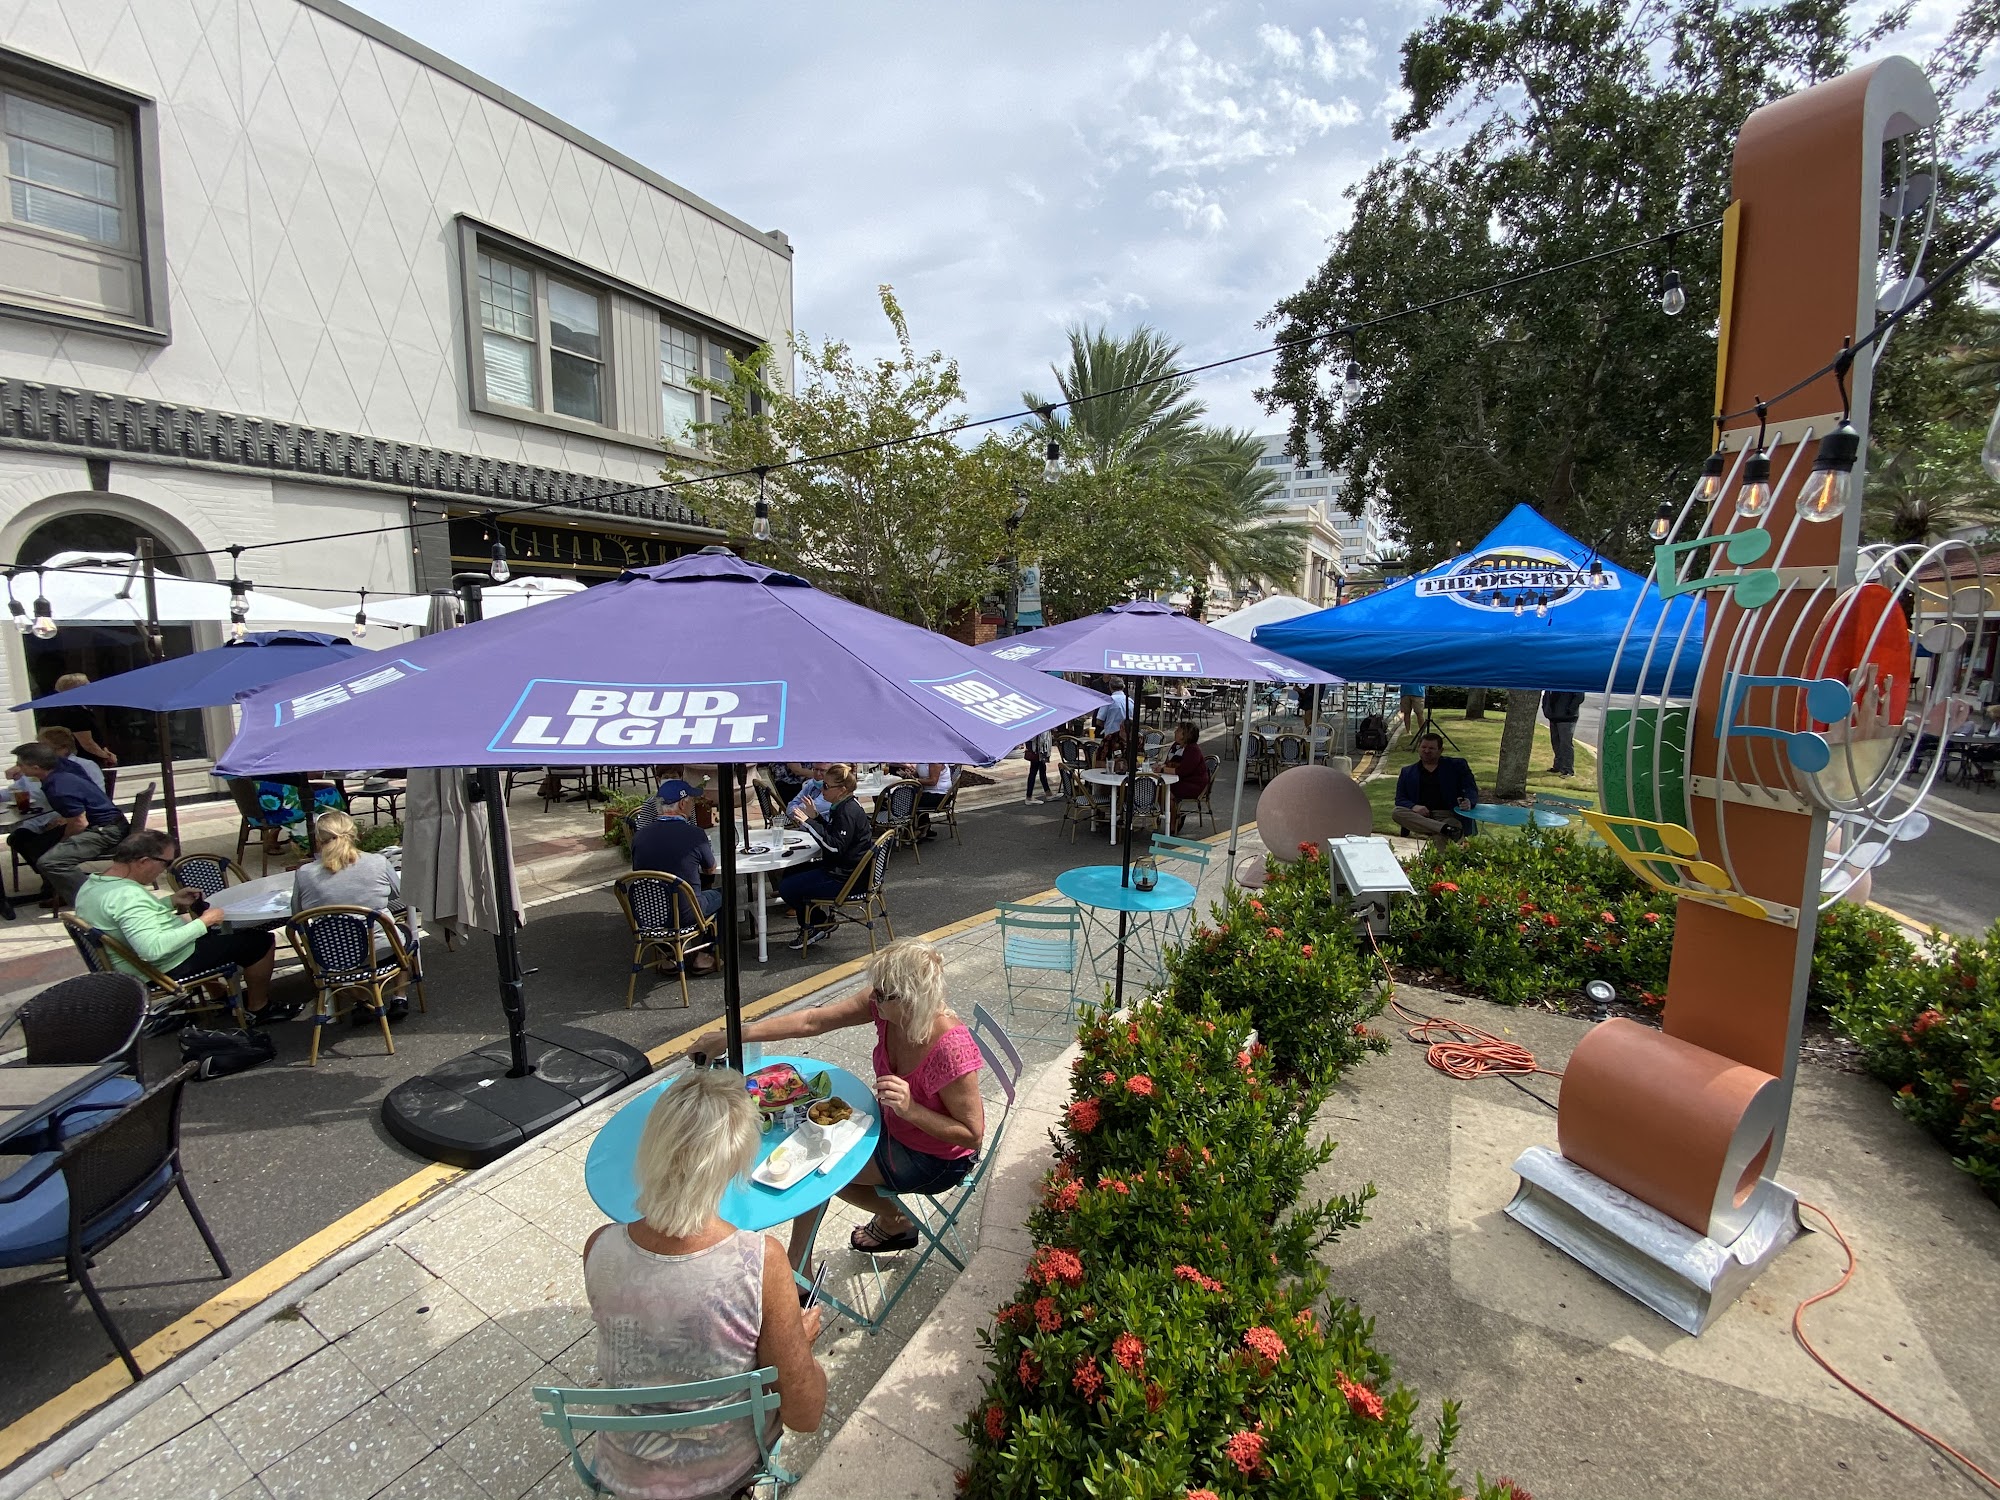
[1273,732,1311,775]
[165,853,249,898]
[284,906,424,1066]
[1056,764,1094,843]
[803,831,897,953]
[0,1063,228,1378]
[614,871,717,1009]
[872,779,925,861]
[1126,771,1167,839]
[61,915,243,1028]
[928,783,962,845]
[754,781,786,828]
[0,972,147,1146]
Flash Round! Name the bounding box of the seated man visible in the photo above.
[12,742,127,908]
[1392,732,1478,841]
[630,778,722,972]
[74,828,277,1016]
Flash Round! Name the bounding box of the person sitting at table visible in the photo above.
[783,763,833,824]
[6,728,101,896]
[772,761,814,808]
[75,828,276,1016]
[778,764,872,951]
[12,741,128,909]
[1391,732,1479,841]
[908,762,953,839]
[631,778,721,976]
[1161,721,1210,834]
[689,938,983,1270]
[584,1068,826,1499]
[291,809,412,1022]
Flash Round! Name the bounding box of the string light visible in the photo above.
[352,588,369,640]
[1797,421,1859,523]
[6,592,26,632]
[225,545,249,642]
[30,569,56,640]
[1733,402,1773,520]
[1342,360,1364,401]
[1659,269,1686,316]
[1512,594,1525,618]
[1535,592,1550,619]
[1696,444,1727,501]
[752,468,772,541]
[1648,500,1675,543]
[489,540,511,583]
[1036,407,1062,483]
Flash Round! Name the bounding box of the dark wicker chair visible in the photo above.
[165,853,249,898]
[873,779,926,861]
[61,915,243,1027]
[0,973,147,1147]
[285,906,424,1066]
[0,1063,229,1378]
[613,872,717,1009]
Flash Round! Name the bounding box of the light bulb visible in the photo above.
[489,543,511,583]
[1697,445,1726,501]
[1797,421,1859,523]
[229,618,248,642]
[1648,501,1674,543]
[30,601,57,640]
[7,599,26,630]
[351,613,368,640]
[752,498,772,541]
[1660,269,1686,316]
[1535,593,1549,619]
[1342,360,1364,401]
[1512,595,1525,618]
[1043,437,1062,485]
[1734,449,1773,519]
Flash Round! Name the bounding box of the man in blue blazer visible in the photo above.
[1392,732,1479,840]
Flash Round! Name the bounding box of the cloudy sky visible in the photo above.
[362,0,1973,437]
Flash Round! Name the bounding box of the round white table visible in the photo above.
[1079,768,1177,844]
[207,872,296,931]
[853,771,898,801]
[733,830,818,962]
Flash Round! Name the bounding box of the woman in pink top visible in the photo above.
[689,939,984,1267]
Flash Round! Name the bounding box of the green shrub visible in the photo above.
[356,820,402,854]
[1805,901,1918,1017]
[1830,922,2000,1203]
[1162,844,1389,1082]
[959,1000,1491,1500]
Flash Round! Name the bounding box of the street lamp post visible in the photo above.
[1000,482,1031,636]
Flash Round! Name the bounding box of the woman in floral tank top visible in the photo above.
[688,939,984,1268]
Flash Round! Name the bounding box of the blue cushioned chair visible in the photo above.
[0,1063,228,1378]
[0,972,148,1149]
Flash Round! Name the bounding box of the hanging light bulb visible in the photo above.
[1697,444,1726,502]
[1588,559,1604,578]
[489,541,511,583]
[1535,592,1550,619]
[1659,269,1686,316]
[1797,421,1860,523]
[228,591,249,643]
[1043,435,1062,484]
[7,596,26,631]
[1342,360,1364,402]
[351,589,369,640]
[1648,499,1675,543]
[1734,448,1773,519]
[752,467,772,541]
[1511,594,1525,618]
[29,569,56,640]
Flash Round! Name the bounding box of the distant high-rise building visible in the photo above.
[1253,434,1389,596]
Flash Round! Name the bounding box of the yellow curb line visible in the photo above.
[1865,898,1934,936]
[2,890,1069,1472]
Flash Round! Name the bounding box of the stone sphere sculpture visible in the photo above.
[1256,765,1374,863]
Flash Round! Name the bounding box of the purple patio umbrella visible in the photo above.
[981,600,1343,997]
[217,551,1105,1164]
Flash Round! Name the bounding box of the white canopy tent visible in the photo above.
[365,576,588,628]
[1208,594,1319,640]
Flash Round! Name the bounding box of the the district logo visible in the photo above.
[1414,544,1616,612]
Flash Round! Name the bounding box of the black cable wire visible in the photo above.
[133,215,1726,571]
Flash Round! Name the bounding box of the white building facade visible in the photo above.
[0,0,792,766]
[1254,433,1389,598]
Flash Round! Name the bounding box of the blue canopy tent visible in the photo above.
[1253,505,1704,695]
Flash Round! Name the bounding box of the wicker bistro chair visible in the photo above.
[1273,732,1312,776]
[0,1063,229,1379]
[754,780,786,829]
[821,1006,1024,1333]
[1053,735,1088,770]
[165,854,249,898]
[1056,764,1095,844]
[1125,771,1168,840]
[61,915,244,1029]
[994,902,1086,1040]
[613,872,718,1010]
[872,779,926,861]
[533,1368,795,1497]
[928,783,962,846]
[621,798,662,842]
[284,906,425,1066]
[802,831,897,954]
[1194,754,1221,829]
[0,973,147,1147]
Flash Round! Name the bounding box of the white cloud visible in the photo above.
[1258,23,1305,65]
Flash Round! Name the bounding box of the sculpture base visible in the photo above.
[1505,1146,1800,1335]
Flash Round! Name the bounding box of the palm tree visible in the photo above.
[1864,431,2000,546]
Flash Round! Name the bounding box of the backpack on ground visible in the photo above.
[1355,714,1388,753]
[179,1025,277,1080]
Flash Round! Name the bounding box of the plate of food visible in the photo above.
[750,1134,825,1191]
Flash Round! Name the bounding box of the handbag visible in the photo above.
[179,1025,277,1080]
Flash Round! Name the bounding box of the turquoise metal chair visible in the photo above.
[532,1369,794,1495]
[815,1006,1024,1333]
[996,901,1084,1039]
[1148,833,1213,951]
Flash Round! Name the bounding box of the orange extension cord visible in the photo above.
[1363,929,1999,1492]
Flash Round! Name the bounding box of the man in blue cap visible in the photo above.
[630,778,721,971]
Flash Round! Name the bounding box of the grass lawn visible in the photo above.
[1360,709,1597,834]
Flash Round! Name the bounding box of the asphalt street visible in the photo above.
[0,785,1266,1423]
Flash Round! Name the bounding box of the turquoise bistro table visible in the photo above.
[1054,864,1197,987]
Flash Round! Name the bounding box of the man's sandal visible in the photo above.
[850,1219,919,1253]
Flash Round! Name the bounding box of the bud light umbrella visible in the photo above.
[216,550,1107,1166]
[980,600,1342,997]
[16,630,372,845]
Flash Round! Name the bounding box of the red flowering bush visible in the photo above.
[959,1000,1491,1499]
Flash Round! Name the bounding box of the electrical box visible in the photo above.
[1323,834,1412,940]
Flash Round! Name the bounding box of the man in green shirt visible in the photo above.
[73,829,276,1016]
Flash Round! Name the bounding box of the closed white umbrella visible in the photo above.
[1208,593,1319,640]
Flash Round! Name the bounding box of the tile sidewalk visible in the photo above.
[0,827,1240,1500]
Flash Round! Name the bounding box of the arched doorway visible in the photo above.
[15,511,206,768]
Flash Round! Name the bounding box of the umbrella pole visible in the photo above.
[478,765,531,1078]
[1224,680,1254,890]
[718,763,746,1072]
[1115,675,1140,1002]
[137,540,181,845]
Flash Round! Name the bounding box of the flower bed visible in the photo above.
[958,1001,1515,1498]
[1162,843,1390,1081]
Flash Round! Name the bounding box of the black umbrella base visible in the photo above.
[381,1024,652,1169]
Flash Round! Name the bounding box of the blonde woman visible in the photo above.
[584,1069,827,1499]
[291,809,406,1020]
[689,939,983,1268]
